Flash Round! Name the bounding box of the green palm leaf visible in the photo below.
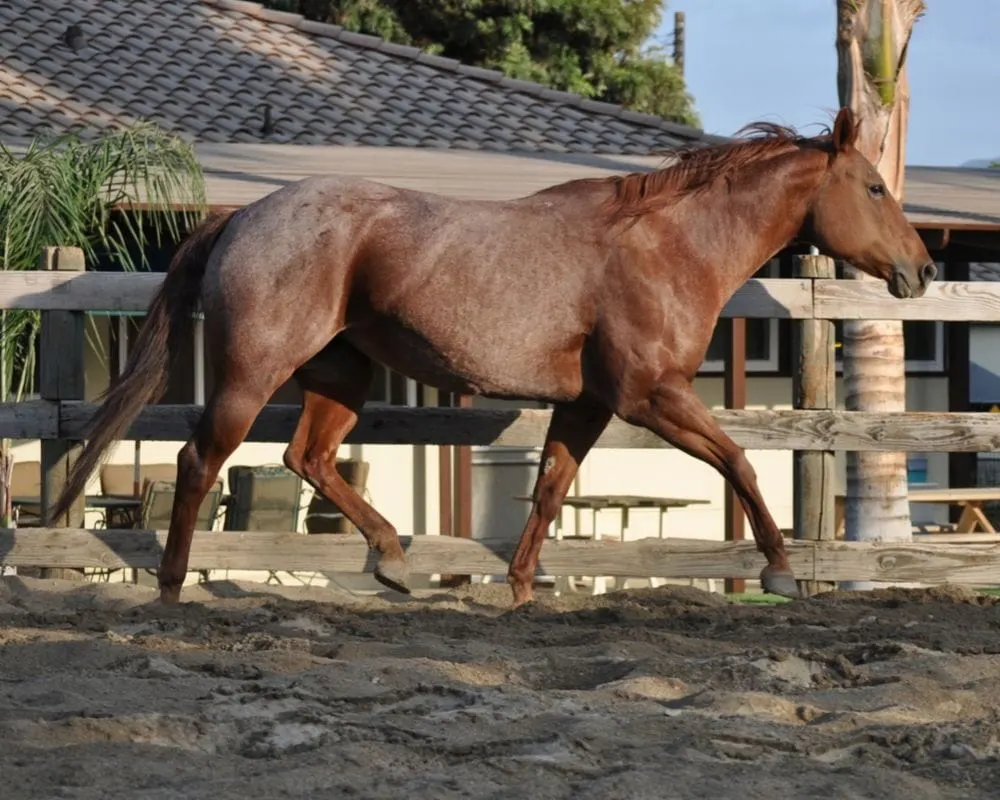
[0,121,205,526]
[0,121,206,401]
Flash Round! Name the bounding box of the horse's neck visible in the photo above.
[668,149,827,297]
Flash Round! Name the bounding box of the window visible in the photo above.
[832,320,944,372]
[700,260,780,373]
[107,313,305,405]
[697,256,945,376]
[107,314,428,408]
[109,313,201,404]
[368,363,422,407]
[832,261,945,373]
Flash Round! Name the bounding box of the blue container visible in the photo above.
[907,455,928,485]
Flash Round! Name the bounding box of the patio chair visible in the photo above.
[223,464,305,584]
[99,462,176,529]
[140,477,224,530]
[223,464,304,533]
[10,459,42,527]
[134,478,224,585]
[304,458,369,535]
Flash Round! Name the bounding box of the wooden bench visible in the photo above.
[836,488,1000,538]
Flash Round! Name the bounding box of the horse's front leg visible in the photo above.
[507,399,612,606]
[621,372,799,599]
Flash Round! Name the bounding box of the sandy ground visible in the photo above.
[2,577,1000,799]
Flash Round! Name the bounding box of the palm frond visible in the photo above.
[0,120,207,404]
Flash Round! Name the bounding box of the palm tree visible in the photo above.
[835,0,926,589]
[0,122,206,528]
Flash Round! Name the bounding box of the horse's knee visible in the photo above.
[177,439,198,469]
[533,454,570,521]
[298,451,334,489]
[535,482,563,522]
[726,450,760,488]
[282,434,329,487]
[282,443,305,477]
[176,440,209,491]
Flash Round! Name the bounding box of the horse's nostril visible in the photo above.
[921,262,937,285]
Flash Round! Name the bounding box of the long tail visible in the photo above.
[49,208,238,523]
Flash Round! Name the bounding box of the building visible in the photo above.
[3,0,999,588]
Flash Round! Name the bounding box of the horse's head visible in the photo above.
[805,107,935,299]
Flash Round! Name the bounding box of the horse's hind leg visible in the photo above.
[622,373,799,599]
[159,382,273,603]
[284,343,409,593]
[507,399,612,606]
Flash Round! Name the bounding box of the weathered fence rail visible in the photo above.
[3,531,1000,586]
[5,271,1000,320]
[2,261,999,589]
[3,400,1000,452]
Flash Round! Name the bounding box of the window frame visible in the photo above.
[830,320,945,374]
[699,259,781,374]
[831,261,946,375]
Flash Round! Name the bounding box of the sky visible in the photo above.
[659,1,1000,167]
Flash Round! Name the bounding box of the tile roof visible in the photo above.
[0,0,717,154]
[899,166,1000,228]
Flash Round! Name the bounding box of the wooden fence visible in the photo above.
[2,250,1000,590]
[4,530,1000,586]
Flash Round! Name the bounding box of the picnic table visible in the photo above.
[514,493,710,595]
[835,486,1000,538]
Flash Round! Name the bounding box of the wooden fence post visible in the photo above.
[440,393,473,588]
[792,254,836,595]
[38,247,86,563]
[723,318,747,594]
[946,262,975,523]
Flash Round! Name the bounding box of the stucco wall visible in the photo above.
[9,319,951,587]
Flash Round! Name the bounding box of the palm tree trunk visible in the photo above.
[836,0,926,590]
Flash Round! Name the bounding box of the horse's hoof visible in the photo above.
[374,557,411,595]
[507,578,534,608]
[760,566,801,599]
[158,586,182,604]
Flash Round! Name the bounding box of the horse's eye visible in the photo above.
[868,183,885,198]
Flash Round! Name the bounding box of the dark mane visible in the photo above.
[603,121,834,221]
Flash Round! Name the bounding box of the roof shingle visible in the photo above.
[0,0,715,154]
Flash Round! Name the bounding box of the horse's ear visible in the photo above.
[832,107,858,153]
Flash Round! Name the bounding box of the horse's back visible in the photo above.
[336,185,614,400]
[200,172,615,402]
[202,174,406,294]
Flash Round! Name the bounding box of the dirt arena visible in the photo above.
[2,576,1000,799]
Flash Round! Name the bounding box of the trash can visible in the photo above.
[471,445,541,546]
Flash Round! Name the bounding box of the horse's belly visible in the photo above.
[342,320,584,402]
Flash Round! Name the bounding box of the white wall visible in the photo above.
[17,317,949,585]
[971,324,1000,404]
[10,318,442,588]
[475,374,951,543]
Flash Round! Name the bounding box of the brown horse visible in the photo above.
[51,107,934,606]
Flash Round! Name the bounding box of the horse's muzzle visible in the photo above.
[888,262,936,299]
